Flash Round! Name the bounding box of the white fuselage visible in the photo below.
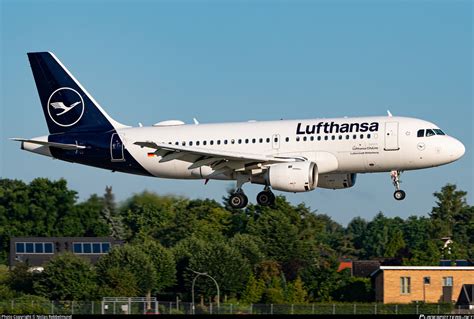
[118,115,464,181]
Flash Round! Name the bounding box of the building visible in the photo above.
[10,237,123,269]
[372,266,474,304]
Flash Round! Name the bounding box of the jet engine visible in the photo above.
[317,173,357,189]
[252,161,318,192]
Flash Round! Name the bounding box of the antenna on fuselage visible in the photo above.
[387,110,393,117]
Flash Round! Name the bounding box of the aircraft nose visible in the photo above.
[447,138,465,161]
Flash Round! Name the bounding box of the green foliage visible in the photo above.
[136,237,176,292]
[286,277,308,303]
[240,273,265,304]
[0,295,50,314]
[0,178,472,304]
[96,244,157,296]
[185,239,251,298]
[262,277,285,304]
[7,262,36,295]
[34,253,97,300]
[332,275,373,302]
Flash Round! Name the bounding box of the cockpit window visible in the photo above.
[425,129,435,137]
[418,128,446,137]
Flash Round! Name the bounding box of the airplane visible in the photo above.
[12,52,466,209]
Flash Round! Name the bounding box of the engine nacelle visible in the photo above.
[317,173,357,189]
[251,162,318,192]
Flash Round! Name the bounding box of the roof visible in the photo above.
[380,266,474,270]
[337,261,352,272]
[371,265,474,277]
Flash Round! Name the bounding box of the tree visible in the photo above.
[332,275,373,302]
[96,244,157,297]
[137,237,176,293]
[185,239,251,299]
[240,274,265,304]
[0,178,77,263]
[101,186,126,239]
[230,234,265,269]
[286,277,308,303]
[34,253,97,300]
[429,184,468,238]
[384,228,406,258]
[7,262,36,295]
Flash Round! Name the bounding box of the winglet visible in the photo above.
[193,118,199,125]
[387,110,393,117]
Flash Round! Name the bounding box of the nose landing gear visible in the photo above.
[391,170,406,200]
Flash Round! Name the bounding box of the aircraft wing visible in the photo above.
[134,140,303,175]
[10,138,86,150]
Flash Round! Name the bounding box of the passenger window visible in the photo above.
[175,142,179,145]
[303,136,307,141]
[224,140,228,145]
[217,140,221,145]
[231,139,235,144]
[331,136,335,140]
[346,135,350,140]
[310,136,314,141]
[266,138,270,143]
[353,134,357,139]
[324,136,328,140]
[317,136,321,141]
[189,141,193,146]
[238,139,242,144]
[367,134,371,139]
[285,137,289,142]
[360,134,364,139]
[426,129,435,137]
[259,138,263,143]
[417,129,425,137]
[252,138,256,143]
[245,139,249,144]
[338,135,342,140]
[203,141,207,146]
[296,137,300,142]
[196,141,200,146]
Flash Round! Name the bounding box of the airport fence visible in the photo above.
[0,299,472,315]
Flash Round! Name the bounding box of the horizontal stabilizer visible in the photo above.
[10,138,85,150]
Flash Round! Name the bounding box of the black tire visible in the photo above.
[394,190,406,201]
[257,191,275,206]
[229,193,248,209]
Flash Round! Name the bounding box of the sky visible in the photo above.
[0,0,472,225]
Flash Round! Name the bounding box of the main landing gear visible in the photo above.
[228,174,276,209]
[228,187,276,209]
[256,187,276,207]
[391,170,406,200]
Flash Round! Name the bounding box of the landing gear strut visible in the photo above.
[256,187,276,206]
[228,174,250,209]
[390,170,406,200]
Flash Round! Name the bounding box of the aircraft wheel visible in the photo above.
[394,190,406,201]
[256,191,275,206]
[229,193,248,209]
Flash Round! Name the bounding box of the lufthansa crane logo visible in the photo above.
[47,87,85,127]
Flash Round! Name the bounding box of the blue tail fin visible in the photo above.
[27,52,127,134]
